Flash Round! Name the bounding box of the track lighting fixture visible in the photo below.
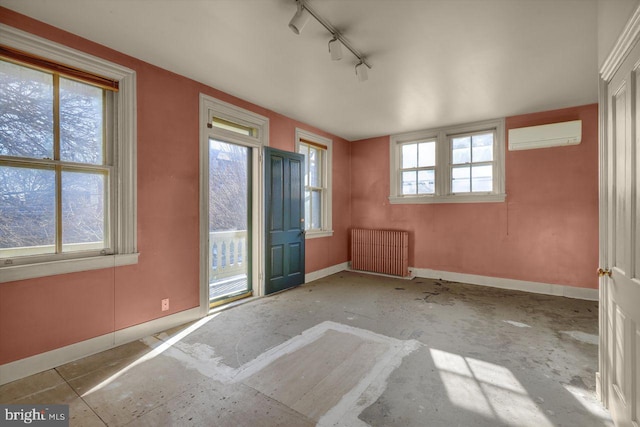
[355,61,368,82]
[328,36,342,61]
[289,2,310,35]
[289,0,372,82]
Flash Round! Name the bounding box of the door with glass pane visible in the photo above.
[208,139,252,306]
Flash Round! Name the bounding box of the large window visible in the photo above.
[0,25,137,282]
[390,119,505,204]
[1,59,109,256]
[295,128,333,238]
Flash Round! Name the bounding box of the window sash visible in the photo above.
[1,58,112,260]
[299,142,326,230]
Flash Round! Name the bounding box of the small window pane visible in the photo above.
[402,144,417,169]
[304,190,311,230]
[62,171,106,251]
[402,170,417,195]
[0,166,56,254]
[0,60,54,159]
[418,141,436,167]
[471,165,493,192]
[472,133,493,162]
[452,136,471,164]
[60,78,104,164]
[299,144,309,186]
[452,166,470,193]
[309,146,319,187]
[211,117,256,136]
[417,169,435,194]
[311,190,321,229]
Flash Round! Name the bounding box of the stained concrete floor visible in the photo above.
[1,272,612,426]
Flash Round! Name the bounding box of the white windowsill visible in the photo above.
[388,193,506,204]
[0,253,139,283]
[305,230,334,239]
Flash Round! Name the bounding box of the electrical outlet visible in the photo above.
[161,298,169,311]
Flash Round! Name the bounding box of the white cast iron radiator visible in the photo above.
[350,229,409,277]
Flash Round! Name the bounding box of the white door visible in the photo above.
[604,37,640,427]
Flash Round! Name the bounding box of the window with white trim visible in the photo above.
[295,128,333,238]
[0,25,137,282]
[390,119,505,204]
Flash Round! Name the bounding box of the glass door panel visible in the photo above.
[208,139,251,305]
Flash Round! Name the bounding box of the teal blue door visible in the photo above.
[265,147,305,294]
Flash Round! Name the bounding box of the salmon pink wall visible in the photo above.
[0,8,350,365]
[351,104,599,289]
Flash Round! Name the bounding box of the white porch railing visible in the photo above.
[209,230,247,282]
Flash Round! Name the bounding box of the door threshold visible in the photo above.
[209,291,253,310]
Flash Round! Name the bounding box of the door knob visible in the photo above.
[597,268,612,277]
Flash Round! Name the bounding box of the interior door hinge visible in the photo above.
[597,268,612,277]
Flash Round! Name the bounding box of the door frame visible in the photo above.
[597,3,640,408]
[199,94,269,315]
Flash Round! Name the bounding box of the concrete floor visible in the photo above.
[1,272,612,426]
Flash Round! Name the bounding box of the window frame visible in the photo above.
[295,128,333,239]
[389,118,505,204]
[0,24,137,283]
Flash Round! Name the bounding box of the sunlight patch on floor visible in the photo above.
[431,348,553,427]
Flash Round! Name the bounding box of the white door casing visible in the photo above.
[600,5,640,426]
[199,94,269,314]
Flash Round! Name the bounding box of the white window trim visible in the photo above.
[295,128,333,239]
[0,24,138,283]
[199,94,269,308]
[389,118,506,204]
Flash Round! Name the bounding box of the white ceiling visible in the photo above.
[2,0,598,141]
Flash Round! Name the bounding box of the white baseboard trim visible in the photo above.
[305,262,349,283]
[0,307,202,386]
[411,268,599,301]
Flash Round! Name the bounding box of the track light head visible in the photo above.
[355,61,368,82]
[328,37,343,61]
[289,2,310,35]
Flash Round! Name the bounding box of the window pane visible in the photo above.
[451,136,470,164]
[452,166,470,193]
[417,169,435,194]
[211,117,256,136]
[60,78,104,164]
[299,144,309,186]
[304,190,311,230]
[418,141,435,167]
[309,146,320,187]
[0,166,55,255]
[209,139,249,232]
[402,170,417,195]
[62,171,106,251]
[471,165,493,192]
[402,144,417,169]
[0,60,54,159]
[472,133,493,162]
[311,190,321,229]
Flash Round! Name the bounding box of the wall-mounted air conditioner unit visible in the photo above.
[508,120,582,151]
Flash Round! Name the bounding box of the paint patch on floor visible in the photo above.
[503,320,531,328]
[148,321,421,426]
[560,330,598,345]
